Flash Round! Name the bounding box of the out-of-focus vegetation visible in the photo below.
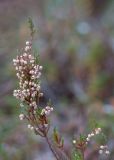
[0,0,114,159]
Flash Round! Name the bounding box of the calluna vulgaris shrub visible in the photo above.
[13,19,110,160]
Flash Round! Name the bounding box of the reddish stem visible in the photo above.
[45,135,59,160]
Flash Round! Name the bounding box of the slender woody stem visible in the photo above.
[45,135,59,160]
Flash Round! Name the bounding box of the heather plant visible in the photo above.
[13,19,110,160]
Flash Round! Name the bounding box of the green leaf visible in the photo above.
[53,127,59,143]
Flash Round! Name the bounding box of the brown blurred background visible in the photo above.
[0,0,114,159]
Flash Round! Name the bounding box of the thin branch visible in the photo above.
[45,135,60,160]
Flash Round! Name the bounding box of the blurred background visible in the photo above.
[0,0,114,159]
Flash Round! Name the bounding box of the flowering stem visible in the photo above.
[45,135,59,160]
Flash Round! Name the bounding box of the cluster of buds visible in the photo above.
[99,145,110,155]
[41,106,53,116]
[19,113,24,120]
[13,40,52,137]
[86,128,110,156]
[86,128,101,142]
[72,128,109,158]
[13,41,43,106]
[27,124,34,130]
